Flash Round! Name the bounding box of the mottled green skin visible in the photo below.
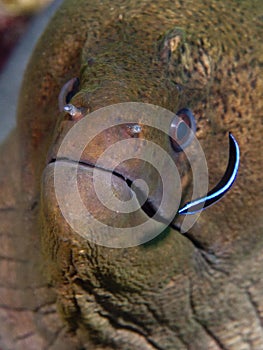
[0,0,263,349]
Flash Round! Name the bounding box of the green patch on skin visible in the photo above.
[142,226,172,248]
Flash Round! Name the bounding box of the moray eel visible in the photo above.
[0,0,262,349]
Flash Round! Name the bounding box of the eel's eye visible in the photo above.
[58,77,80,112]
[169,108,196,152]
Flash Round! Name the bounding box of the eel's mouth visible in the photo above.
[48,156,176,228]
[48,131,240,225]
[43,153,182,248]
[46,130,239,252]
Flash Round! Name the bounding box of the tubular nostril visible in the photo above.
[58,77,80,112]
[63,103,84,121]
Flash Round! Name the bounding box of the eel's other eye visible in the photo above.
[169,108,196,152]
[58,77,80,112]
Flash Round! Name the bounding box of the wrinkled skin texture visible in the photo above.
[0,0,263,349]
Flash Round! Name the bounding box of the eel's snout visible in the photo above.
[43,100,240,248]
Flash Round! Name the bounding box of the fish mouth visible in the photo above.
[44,157,208,251]
[48,156,177,228]
[47,132,240,240]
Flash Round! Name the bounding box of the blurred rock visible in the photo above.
[0,0,63,143]
[0,12,31,71]
[0,0,53,15]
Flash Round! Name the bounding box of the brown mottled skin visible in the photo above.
[0,0,263,349]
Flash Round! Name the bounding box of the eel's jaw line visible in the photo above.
[178,133,240,215]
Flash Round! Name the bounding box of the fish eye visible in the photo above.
[169,108,196,152]
[58,77,80,112]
